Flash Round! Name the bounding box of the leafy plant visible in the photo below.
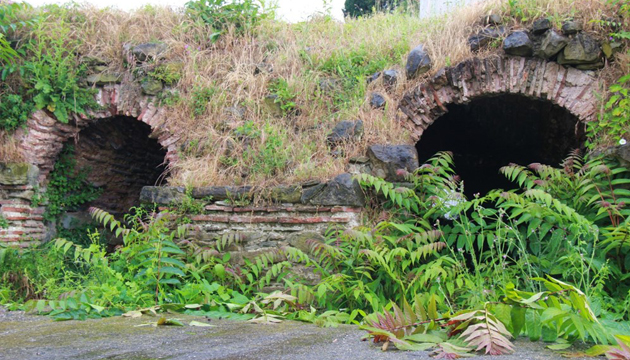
[449,308,514,355]
[185,0,267,41]
[190,84,216,117]
[504,277,614,344]
[606,336,630,359]
[0,1,34,34]
[90,207,188,303]
[0,93,32,131]
[363,295,446,351]
[268,78,297,116]
[43,145,102,223]
[587,74,630,147]
[0,1,34,63]
[23,19,98,124]
[148,63,182,86]
[316,43,407,109]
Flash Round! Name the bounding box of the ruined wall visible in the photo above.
[0,164,46,246]
[399,55,599,141]
[0,82,179,246]
[140,173,366,259]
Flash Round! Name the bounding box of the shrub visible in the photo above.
[23,19,98,124]
[0,93,32,131]
[185,0,267,41]
[343,0,401,17]
[587,73,630,148]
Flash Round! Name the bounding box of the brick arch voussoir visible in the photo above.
[17,84,180,184]
[399,55,599,141]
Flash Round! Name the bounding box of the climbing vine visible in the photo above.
[43,145,102,223]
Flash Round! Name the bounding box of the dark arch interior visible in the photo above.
[416,94,585,197]
[71,116,167,214]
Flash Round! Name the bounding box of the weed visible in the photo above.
[148,62,182,85]
[0,93,32,131]
[43,145,102,223]
[190,84,216,117]
[587,74,630,148]
[268,77,297,116]
[23,18,98,124]
[185,0,267,41]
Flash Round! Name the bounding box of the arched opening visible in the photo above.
[415,94,585,197]
[69,116,168,214]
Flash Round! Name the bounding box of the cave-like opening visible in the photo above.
[70,116,167,214]
[415,94,585,197]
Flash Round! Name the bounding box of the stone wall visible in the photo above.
[0,53,605,247]
[185,204,362,261]
[140,173,365,260]
[0,164,46,246]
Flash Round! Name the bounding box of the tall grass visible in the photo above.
[0,0,618,186]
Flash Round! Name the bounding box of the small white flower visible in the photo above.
[620,138,627,146]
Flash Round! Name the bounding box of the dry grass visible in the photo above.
[0,131,23,163]
[1,0,623,186]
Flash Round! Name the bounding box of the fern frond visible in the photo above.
[88,207,130,238]
[452,309,514,355]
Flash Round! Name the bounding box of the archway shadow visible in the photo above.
[416,94,585,197]
[70,116,168,214]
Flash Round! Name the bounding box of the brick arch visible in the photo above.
[17,84,179,183]
[398,55,599,141]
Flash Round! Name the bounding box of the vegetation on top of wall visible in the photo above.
[343,0,417,18]
[185,0,270,42]
[0,3,98,132]
[0,0,623,187]
[0,1,32,62]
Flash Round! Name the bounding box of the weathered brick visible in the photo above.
[191,215,230,222]
[398,55,597,140]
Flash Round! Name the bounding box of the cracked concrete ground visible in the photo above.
[0,307,595,360]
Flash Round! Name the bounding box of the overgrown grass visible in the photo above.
[0,0,624,186]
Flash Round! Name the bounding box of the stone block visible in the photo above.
[367,144,419,182]
[140,186,185,204]
[0,163,39,186]
[268,185,302,203]
[406,44,432,79]
[306,173,365,207]
[192,186,253,201]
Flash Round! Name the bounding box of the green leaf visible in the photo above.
[546,343,571,350]
[542,325,558,342]
[161,246,186,255]
[159,257,186,268]
[161,318,184,326]
[526,311,541,341]
[159,266,186,277]
[404,333,443,343]
[159,278,182,285]
[214,263,226,279]
[510,306,526,337]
